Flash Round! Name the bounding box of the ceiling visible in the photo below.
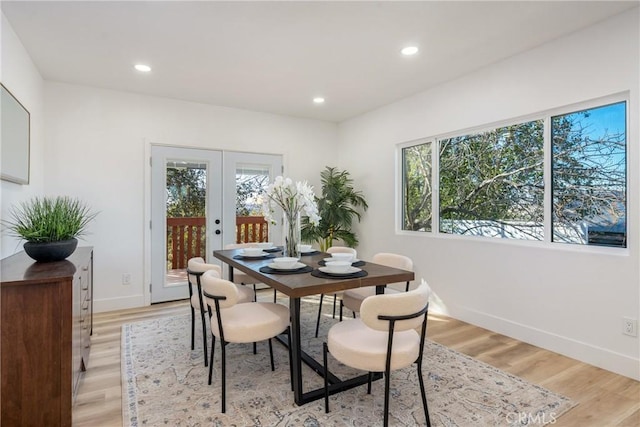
[2,1,638,122]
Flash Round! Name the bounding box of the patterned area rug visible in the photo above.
[122,297,576,426]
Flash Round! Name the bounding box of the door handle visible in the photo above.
[215,230,221,235]
[215,219,221,224]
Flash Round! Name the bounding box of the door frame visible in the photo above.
[143,142,284,305]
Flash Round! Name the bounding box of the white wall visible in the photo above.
[338,10,640,380]
[44,82,338,312]
[1,13,45,256]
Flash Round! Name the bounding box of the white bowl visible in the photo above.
[254,242,274,249]
[242,247,264,257]
[325,260,352,274]
[297,244,313,252]
[329,252,354,262]
[272,257,299,269]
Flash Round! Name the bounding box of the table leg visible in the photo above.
[228,265,234,282]
[289,297,304,405]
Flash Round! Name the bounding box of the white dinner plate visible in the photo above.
[268,262,306,271]
[240,251,268,258]
[319,266,362,276]
[323,258,360,263]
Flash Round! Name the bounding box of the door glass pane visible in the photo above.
[165,160,207,285]
[235,164,270,243]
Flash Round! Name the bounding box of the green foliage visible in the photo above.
[166,167,206,217]
[4,196,97,243]
[301,166,368,251]
[236,174,269,216]
[439,120,544,226]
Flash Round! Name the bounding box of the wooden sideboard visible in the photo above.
[1,247,93,427]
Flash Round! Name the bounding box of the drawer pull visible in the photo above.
[82,266,89,271]
[82,286,88,291]
[84,344,90,349]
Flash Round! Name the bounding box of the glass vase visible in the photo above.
[283,211,301,259]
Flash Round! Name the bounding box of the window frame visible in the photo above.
[396,92,629,253]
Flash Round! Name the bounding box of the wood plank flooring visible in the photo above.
[73,292,639,426]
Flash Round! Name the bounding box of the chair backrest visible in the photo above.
[201,270,240,309]
[187,257,221,284]
[372,252,413,291]
[360,280,430,332]
[327,246,357,257]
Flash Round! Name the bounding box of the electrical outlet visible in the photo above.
[122,273,131,286]
[622,317,637,337]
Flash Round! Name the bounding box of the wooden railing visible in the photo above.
[167,217,206,269]
[166,216,269,269]
[236,216,269,244]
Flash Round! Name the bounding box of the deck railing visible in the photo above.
[166,216,269,269]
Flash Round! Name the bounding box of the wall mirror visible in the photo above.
[1,83,30,184]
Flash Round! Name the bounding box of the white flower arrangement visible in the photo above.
[261,176,320,226]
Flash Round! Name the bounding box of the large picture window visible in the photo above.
[552,102,627,247]
[400,97,627,248]
[439,121,544,239]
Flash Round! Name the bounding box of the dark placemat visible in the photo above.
[263,247,283,253]
[233,254,276,260]
[311,269,368,280]
[300,250,320,256]
[259,265,313,275]
[318,260,365,267]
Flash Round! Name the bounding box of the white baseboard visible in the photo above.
[94,294,146,313]
[433,305,640,381]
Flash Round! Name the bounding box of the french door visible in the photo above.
[150,145,282,303]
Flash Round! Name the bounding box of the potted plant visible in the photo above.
[4,196,97,262]
[301,166,368,251]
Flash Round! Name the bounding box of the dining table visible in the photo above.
[213,247,415,406]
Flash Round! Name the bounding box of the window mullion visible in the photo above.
[543,116,552,243]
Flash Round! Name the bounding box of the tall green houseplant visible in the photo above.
[301,166,368,251]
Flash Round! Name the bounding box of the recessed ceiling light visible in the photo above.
[313,97,325,104]
[134,64,151,72]
[401,46,419,56]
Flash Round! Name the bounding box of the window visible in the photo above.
[402,142,432,231]
[400,97,627,248]
[552,102,627,247]
[439,121,544,239]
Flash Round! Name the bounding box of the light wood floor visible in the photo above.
[73,292,639,427]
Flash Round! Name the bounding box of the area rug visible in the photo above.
[122,297,576,426]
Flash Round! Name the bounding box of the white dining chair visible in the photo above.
[340,252,413,320]
[315,246,358,337]
[323,280,432,427]
[187,257,253,366]
[201,271,291,413]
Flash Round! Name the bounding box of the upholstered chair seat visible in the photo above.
[187,257,253,367]
[341,252,413,319]
[202,271,291,413]
[315,246,358,337]
[324,281,432,427]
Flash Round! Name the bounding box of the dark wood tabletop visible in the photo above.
[213,248,415,298]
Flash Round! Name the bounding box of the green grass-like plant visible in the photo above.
[4,196,97,243]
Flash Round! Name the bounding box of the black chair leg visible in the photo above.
[332,294,337,318]
[273,288,277,303]
[200,310,208,367]
[323,342,329,413]
[268,338,275,371]
[190,306,195,350]
[252,283,257,302]
[339,300,343,321]
[367,372,372,394]
[383,368,391,427]
[315,294,325,338]
[253,342,257,354]
[208,335,216,385]
[221,341,226,413]
[417,362,431,427]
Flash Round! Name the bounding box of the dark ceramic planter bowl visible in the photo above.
[23,238,78,262]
